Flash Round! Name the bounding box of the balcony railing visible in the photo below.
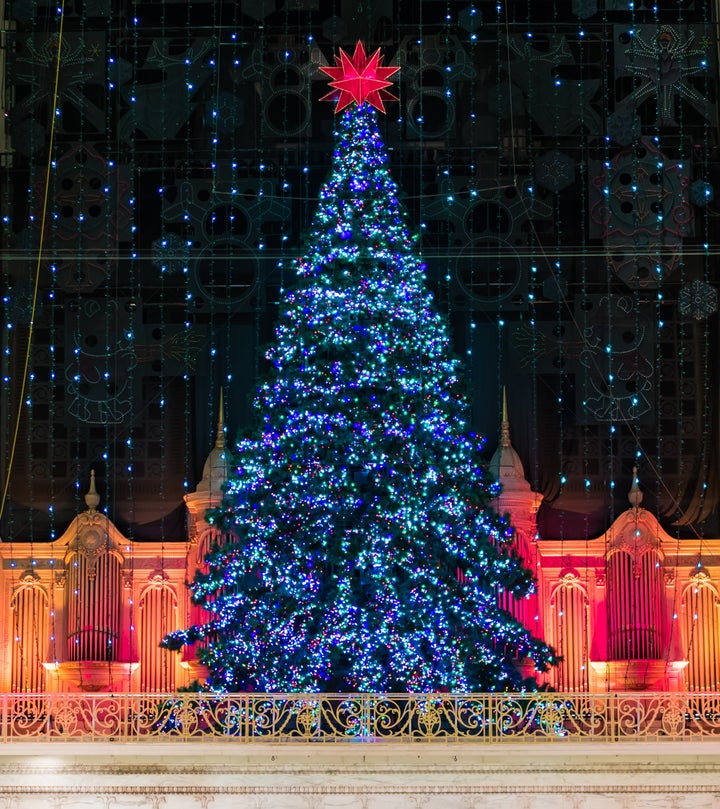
[2,692,720,742]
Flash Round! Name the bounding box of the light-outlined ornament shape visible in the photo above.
[679,280,718,321]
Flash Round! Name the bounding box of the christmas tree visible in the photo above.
[164,43,555,693]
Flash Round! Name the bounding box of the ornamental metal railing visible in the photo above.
[2,692,720,742]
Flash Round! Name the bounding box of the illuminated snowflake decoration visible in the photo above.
[679,280,718,321]
[152,233,191,275]
[3,281,43,324]
[320,41,399,113]
[535,150,575,193]
[618,26,713,125]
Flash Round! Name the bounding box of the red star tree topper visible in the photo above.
[320,41,399,113]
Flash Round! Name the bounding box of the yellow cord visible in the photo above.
[0,2,67,524]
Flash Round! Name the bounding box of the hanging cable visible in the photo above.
[0,2,67,525]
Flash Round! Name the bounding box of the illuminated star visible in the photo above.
[320,41,399,113]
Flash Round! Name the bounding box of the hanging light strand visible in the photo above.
[0,1,67,526]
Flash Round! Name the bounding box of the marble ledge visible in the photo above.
[0,740,719,788]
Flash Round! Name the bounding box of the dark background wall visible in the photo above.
[1,0,719,543]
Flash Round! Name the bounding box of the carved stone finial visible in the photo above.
[84,469,101,511]
[628,465,643,509]
[193,389,229,495]
[488,387,533,495]
[500,386,511,448]
[215,388,226,451]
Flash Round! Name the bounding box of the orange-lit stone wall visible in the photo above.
[1,455,718,694]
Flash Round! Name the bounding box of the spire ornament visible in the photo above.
[320,41,399,113]
[84,469,101,512]
[628,465,643,510]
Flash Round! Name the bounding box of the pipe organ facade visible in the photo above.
[0,414,719,694]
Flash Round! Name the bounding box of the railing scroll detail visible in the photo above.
[2,692,720,742]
